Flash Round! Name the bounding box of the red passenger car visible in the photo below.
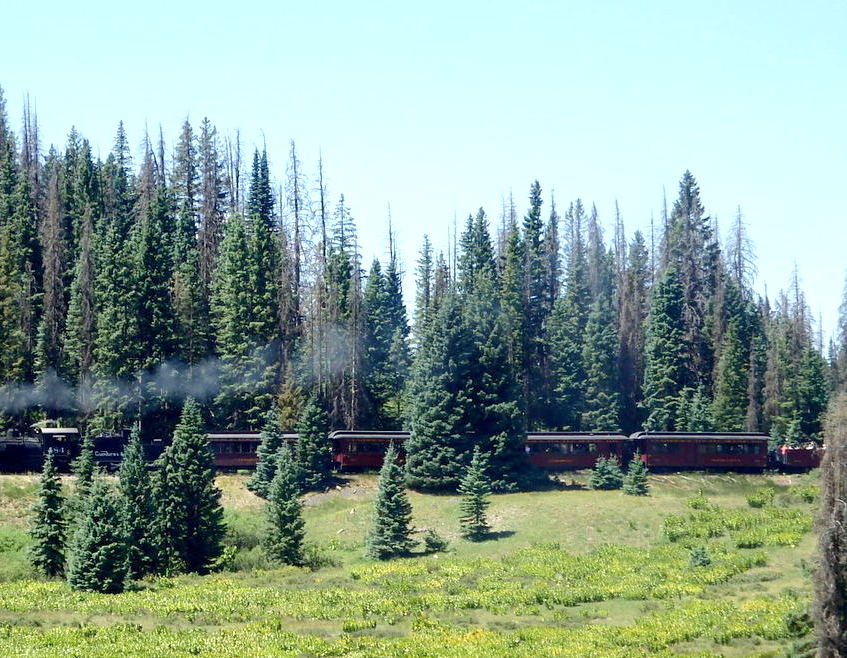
[330,430,408,471]
[207,431,297,471]
[525,432,630,470]
[773,444,823,472]
[632,432,768,472]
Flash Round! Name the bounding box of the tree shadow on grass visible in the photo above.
[485,530,516,541]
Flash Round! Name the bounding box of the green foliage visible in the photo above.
[686,493,710,510]
[580,294,621,431]
[71,433,95,501]
[295,396,332,491]
[28,450,66,578]
[642,267,686,430]
[459,446,492,541]
[689,546,712,568]
[405,292,477,491]
[746,486,776,508]
[264,443,305,566]
[663,503,810,547]
[712,320,749,431]
[247,406,287,499]
[423,529,448,553]
[589,456,624,490]
[117,424,158,579]
[366,443,415,559]
[622,453,649,496]
[66,477,128,593]
[153,398,225,574]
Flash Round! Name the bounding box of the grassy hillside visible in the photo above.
[0,471,819,656]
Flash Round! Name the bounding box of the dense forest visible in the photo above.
[0,87,838,481]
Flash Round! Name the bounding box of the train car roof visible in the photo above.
[206,430,299,441]
[206,431,297,440]
[630,431,770,442]
[37,427,80,436]
[329,430,410,440]
[526,432,627,441]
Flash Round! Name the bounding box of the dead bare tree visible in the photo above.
[815,392,847,656]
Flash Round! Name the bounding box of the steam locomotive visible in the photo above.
[0,426,822,474]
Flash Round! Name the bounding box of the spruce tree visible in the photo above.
[589,457,624,490]
[623,453,649,496]
[295,396,332,491]
[154,398,225,574]
[458,446,492,541]
[248,406,287,499]
[211,213,262,427]
[712,320,749,431]
[29,449,66,578]
[580,294,621,431]
[118,424,158,579]
[66,476,128,594]
[405,292,477,491]
[264,443,305,566]
[366,443,415,560]
[642,266,686,430]
[72,433,96,502]
[547,201,590,429]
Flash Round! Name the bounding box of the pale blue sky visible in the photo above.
[2,1,845,338]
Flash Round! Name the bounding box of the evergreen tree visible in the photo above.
[580,294,621,431]
[663,171,720,391]
[62,206,96,383]
[642,267,686,430]
[247,406,287,499]
[296,396,332,491]
[211,213,265,427]
[264,443,305,566]
[405,292,477,491]
[547,201,590,429]
[29,449,66,578]
[458,446,492,541]
[197,117,225,288]
[413,235,434,342]
[589,456,624,490]
[153,398,225,574]
[362,259,394,426]
[678,386,714,431]
[34,164,66,377]
[72,433,96,502]
[462,258,526,491]
[498,215,525,403]
[618,231,650,433]
[712,320,749,431]
[622,453,649,496]
[66,476,128,594]
[118,424,158,579]
[366,442,415,559]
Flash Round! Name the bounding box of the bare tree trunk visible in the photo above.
[816,392,847,656]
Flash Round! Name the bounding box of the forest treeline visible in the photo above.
[0,88,837,471]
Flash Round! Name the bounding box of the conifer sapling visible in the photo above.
[29,449,66,578]
[67,476,128,593]
[622,452,650,496]
[366,442,416,559]
[459,446,492,541]
[264,443,305,566]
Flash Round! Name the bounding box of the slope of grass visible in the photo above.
[0,470,819,656]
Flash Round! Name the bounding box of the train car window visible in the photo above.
[653,442,680,454]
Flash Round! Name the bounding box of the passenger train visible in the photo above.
[0,425,822,474]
